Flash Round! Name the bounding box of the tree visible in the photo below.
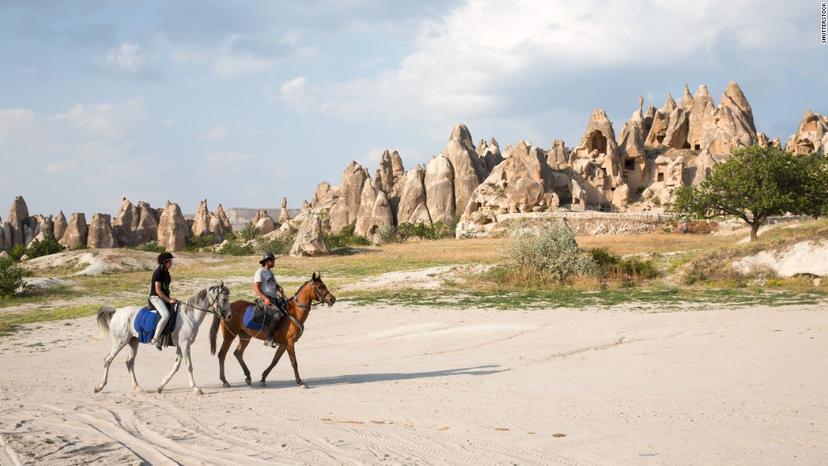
[673,146,828,241]
[0,257,27,297]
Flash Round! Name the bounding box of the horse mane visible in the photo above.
[184,287,210,316]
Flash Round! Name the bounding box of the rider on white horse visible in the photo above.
[149,252,177,349]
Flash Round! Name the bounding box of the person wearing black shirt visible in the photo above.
[148,252,177,349]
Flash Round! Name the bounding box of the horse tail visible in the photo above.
[96,306,116,337]
[209,314,220,355]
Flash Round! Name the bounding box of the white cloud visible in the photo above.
[280,0,810,123]
[203,124,227,142]
[104,43,146,74]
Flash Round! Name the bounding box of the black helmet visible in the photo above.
[157,252,175,265]
[259,252,276,265]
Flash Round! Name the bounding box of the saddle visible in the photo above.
[243,299,285,331]
[134,303,179,345]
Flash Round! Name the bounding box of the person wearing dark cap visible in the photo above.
[149,252,177,350]
[253,251,284,347]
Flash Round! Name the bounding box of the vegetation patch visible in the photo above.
[0,303,102,335]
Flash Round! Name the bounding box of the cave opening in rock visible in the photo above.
[587,131,608,155]
[624,158,635,171]
[694,144,701,150]
[657,172,665,182]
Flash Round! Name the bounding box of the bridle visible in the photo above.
[284,280,332,340]
[179,285,229,318]
[290,280,331,310]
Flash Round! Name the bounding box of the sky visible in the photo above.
[0,0,825,216]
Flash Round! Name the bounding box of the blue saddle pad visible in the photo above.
[134,305,178,344]
[243,305,263,331]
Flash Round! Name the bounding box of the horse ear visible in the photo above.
[312,272,318,281]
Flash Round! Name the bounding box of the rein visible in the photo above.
[178,287,226,317]
[283,280,330,339]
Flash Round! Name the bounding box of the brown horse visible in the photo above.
[209,272,336,387]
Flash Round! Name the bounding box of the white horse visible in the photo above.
[94,283,231,395]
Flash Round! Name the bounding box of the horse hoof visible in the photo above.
[245,378,252,386]
[193,387,204,395]
[260,380,267,387]
[296,381,305,387]
[156,387,163,394]
[222,382,231,388]
[132,386,142,393]
[93,385,103,393]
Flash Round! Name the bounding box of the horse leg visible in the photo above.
[157,347,182,394]
[125,337,141,392]
[94,337,128,393]
[286,344,304,387]
[181,342,202,395]
[233,337,253,386]
[217,329,236,388]
[260,344,286,387]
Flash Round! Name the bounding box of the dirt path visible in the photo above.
[0,303,826,465]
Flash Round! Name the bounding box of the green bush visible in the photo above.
[132,241,166,253]
[324,224,371,249]
[186,234,218,251]
[375,225,397,243]
[589,248,660,280]
[25,236,64,259]
[254,235,292,255]
[9,244,26,261]
[0,257,28,297]
[505,222,596,284]
[397,220,456,241]
[218,241,254,256]
[227,224,259,243]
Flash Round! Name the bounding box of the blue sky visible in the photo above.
[0,0,825,216]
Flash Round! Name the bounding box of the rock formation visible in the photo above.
[547,139,569,169]
[787,111,828,155]
[53,211,67,241]
[157,202,190,251]
[8,196,29,247]
[113,198,139,246]
[59,213,88,249]
[442,124,488,216]
[251,209,276,234]
[87,213,116,248]
[289,214,328,257]
[396,165,432,225]
[134,202,159,244]
[329,161,369,233]
[458,140,569,237]
[215,204,232,232]
[477,138,504,172]
[311,181,337,208]
[354,179,393,239]
[424,156,456,224]
[191,199,225,240]
[279,197,290,224]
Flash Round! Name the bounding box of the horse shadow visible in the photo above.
[204,365,508,392]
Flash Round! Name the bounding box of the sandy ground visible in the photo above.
[0,303,826,465]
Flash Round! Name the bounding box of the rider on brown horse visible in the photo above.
[253,252,285,347]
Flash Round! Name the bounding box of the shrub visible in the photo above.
[227,224,259,243]
[324,224,371,249]
[25,236,63,259]
[133,241,166,253]
[589,248,660,280]
[218,241,255,256]
[9,244,26,261]
[186,234,217,251]
[397,220,456,241]
[254,235,292,255]
[0,257,28,297]
[375,225,397,243]
[504,222,596,284]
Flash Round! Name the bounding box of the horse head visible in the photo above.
[210,281,232,320]
[310,272,336,306]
